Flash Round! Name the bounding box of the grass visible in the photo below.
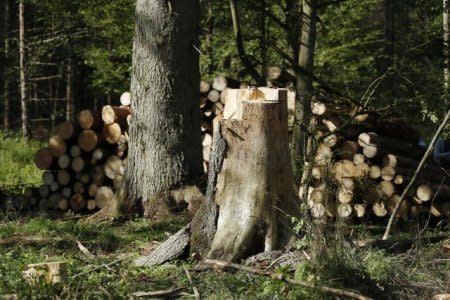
[0,131,43,194]
[0,215,448,299]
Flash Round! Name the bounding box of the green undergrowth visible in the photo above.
[0,131,43,194]
[0,216,448,299]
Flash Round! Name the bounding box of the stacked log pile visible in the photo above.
[31,93,131,212]
[306,103,450,222]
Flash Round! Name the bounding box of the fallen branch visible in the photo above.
[200,259,372,300]
[71,253,135,279]
[131,287,186,298]
[382,109,450,240]
[183,266,201,300]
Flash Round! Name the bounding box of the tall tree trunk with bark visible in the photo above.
[19,0,28,137]
[383,0,394,69]
[3,0,10,130]
[290,0,318,183]
[121,0,203,217]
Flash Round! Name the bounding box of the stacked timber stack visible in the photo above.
[32,92,131,212]
[306,102,450,222]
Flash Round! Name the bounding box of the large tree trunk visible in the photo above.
[19,0,28,136]
[122,0,203,217]
[193,89,299,262]
[3,0,10,130]
[290,0,318,183]
[66,58,74,122]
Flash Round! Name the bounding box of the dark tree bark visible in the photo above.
[65,58,73,122]
[3,0,10,130]
[121,0,203,217]
[290,0,318,183]
[383,0,394,69]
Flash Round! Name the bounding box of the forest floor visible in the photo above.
[0,211,449,299]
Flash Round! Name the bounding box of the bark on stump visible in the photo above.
[193,89,299,262]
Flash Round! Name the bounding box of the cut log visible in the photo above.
[48,193,62,209]
[42,171,55,185]
[212,75,240,91]
[311,203,326,218]
[48,136,66,157]
[362,144,377,159]
[416,184,432,202]
[354,162,370,177]
[120,91,131,106]
[95,186,114,209]
[372,202,388,217]
[205,92,299,262]
[35,148,53,170]
[369,165,381,179]
[311,101,326,116]
[337,186,353,204]
[200,80,211,94]
[58,198,69,211]
[73,182,85,194]
[70,145,81,157]
[61,187,72,199]
[88,184,98,197]
[211,102,224,115]
[379,180,394,197]
[57,170,71,186]
[207,89,220,103]
[78,110,95,130]
[393,175,404,185]
[53,121,74,140]
[382,154,397,168]
[337,203,352,218]
[201,120,212,133]
[39,185,50,198]
[102,105,131,125]
[104,155,124,180]
[79,173,90,184]
[70,193,85,211]
[353,153,365,165]
[87,199,97,211]
[50,182,59,192]
[315,144,332,166]
[78,130,98,152]
[331,160,357,180]
[57,154,70,169]
[386,194,409,220]
[71,156,85,173]
[103,123,122,144]
[354,203,366,218]
[381,166,396,181]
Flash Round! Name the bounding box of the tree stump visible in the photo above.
[193,88,299,262]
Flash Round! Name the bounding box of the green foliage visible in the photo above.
[0,131,42,193]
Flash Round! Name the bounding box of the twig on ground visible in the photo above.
[200,259,373,300]
[383,109,450,240]
[71,253,135,279]
[183,266,201,300]
[131,287,186,298]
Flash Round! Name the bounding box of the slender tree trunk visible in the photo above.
[259,0,267,77]
[66,58,73,121]
[229,0,263,84]
[444,0,449,99]
[3,0,10,130]
[286,0,300,66]
[19,0,28,137]
[123,0,203,217]
[291,0,318,183]
[383,0,394,69]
